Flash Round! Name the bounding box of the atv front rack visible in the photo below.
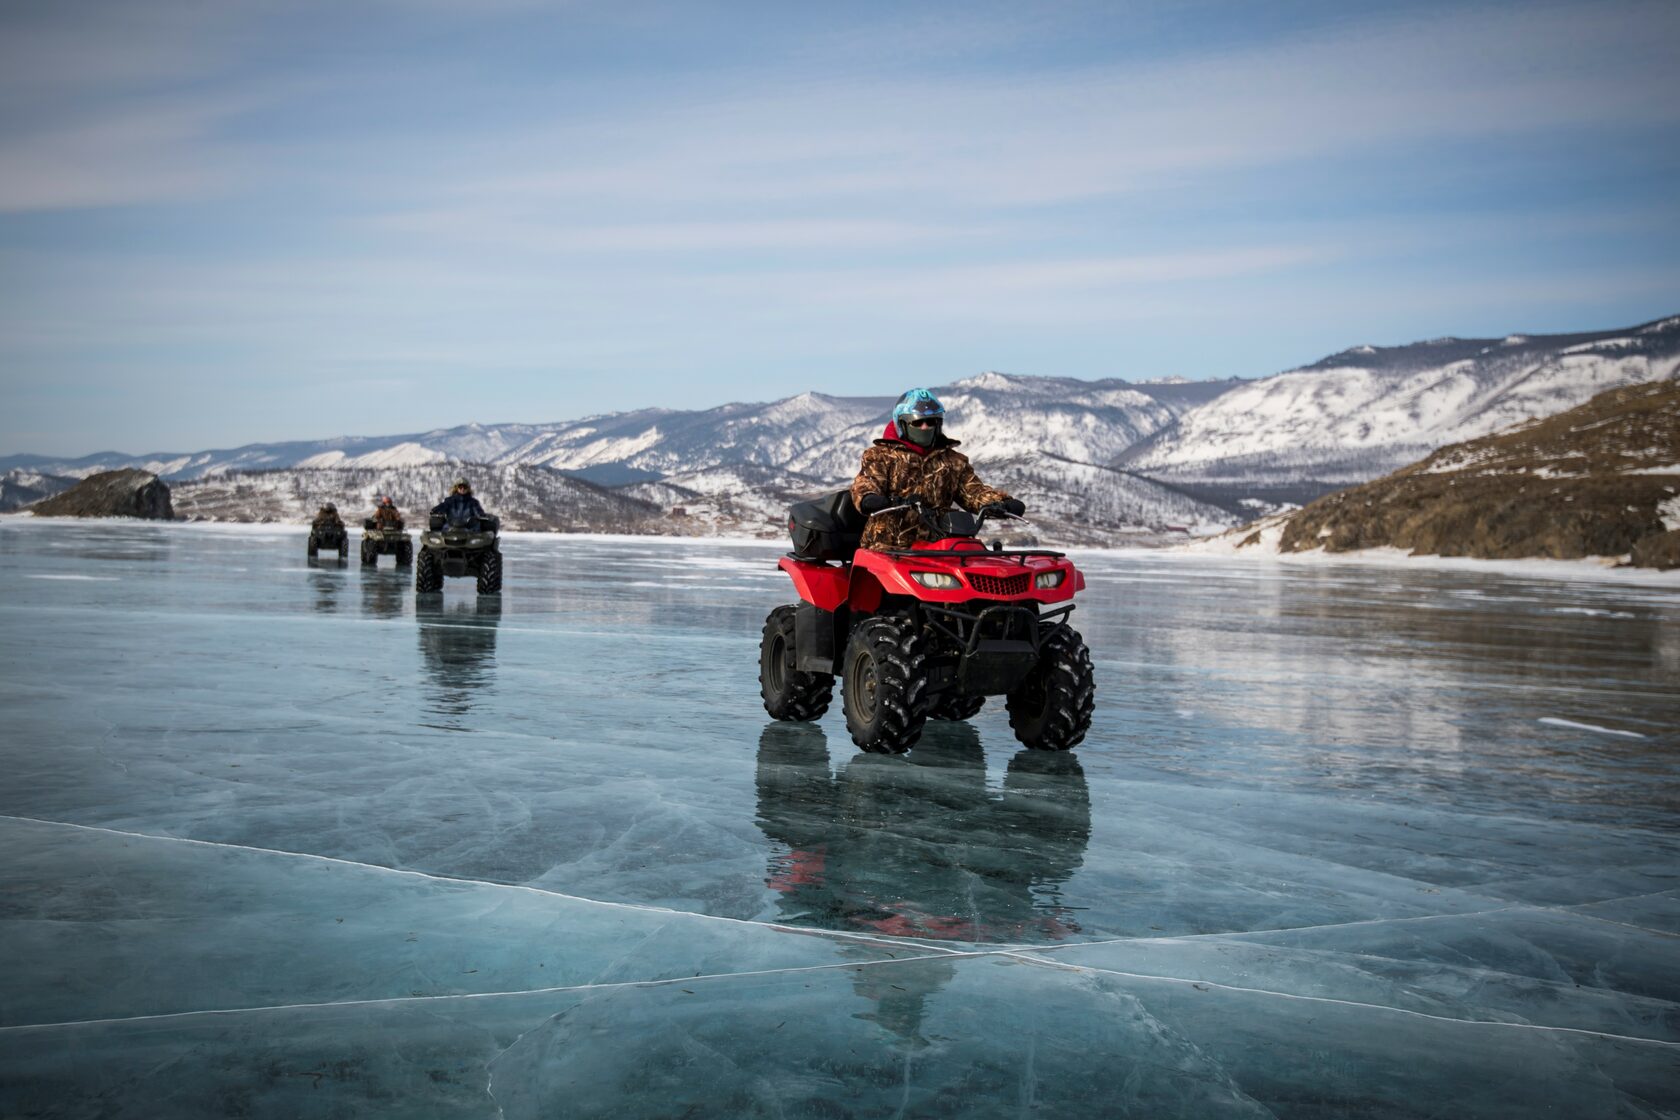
[875,547,1066,565]
[920,601,1075,694]
[921,601,1074,651]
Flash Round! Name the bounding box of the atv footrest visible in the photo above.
[795,602,845,675]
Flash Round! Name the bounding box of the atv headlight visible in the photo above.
[911,570,962,590]
[1034,570,1066,589]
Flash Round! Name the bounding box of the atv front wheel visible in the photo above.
[415,549,443,593]
[841,615,930,754]
[476,549,502,594]
[930,693,986,721]
[361,541,376,567]
[759,605,833,721]
[1006,627,1095,751]
[397,540,413,566]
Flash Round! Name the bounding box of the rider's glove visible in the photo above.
[987,498,1025,517]
[857,492,892,515]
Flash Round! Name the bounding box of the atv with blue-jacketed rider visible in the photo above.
[760,493,1095,754]
[415,511,502,594]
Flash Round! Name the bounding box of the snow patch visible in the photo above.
[952,371,1020,391]
[1537,717,1645,739]
[352,442,447,469]
[25,573,119,581]
[1658,495,1680,532]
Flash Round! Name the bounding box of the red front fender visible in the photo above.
[779,557,850,612]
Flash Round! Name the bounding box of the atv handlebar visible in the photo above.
[865,498,1029,531]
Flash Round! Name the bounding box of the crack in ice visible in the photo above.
[7,815,1675,1049]
[996,954,1680,1050]
[0,952,983,1034]
[0,813,966,952]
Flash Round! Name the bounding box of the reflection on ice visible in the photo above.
[1,522,1678,1117]
[756,722,1090,943]
[358,569,408,619]
[417,598,501,726]
[308,565,345,614]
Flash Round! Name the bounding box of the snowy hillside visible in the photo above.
[984,454,1237,542]
[170,463,669,534]
[1124,315,1680,485]
[0,469,75,513]
[781,372,1207,482]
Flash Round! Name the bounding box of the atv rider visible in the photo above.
[371,495,403,529]
[312,503,344,532]
[850,388,1024,551]
[433,478,488,530]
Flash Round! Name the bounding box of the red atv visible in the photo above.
[760,491,1095,753]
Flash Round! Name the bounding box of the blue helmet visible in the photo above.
[892,388,945,445]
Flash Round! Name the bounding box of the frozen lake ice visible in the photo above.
[1,519,1677,1118]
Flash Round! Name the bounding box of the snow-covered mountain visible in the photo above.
[10,312,1676,540]
[1123,315,1680,486]
[6,373,1241,539]
[0,375,1222,485]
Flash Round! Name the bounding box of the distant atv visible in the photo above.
[761,493,1093,754]
[361,518,413,567]
[415,510,502,594]
[307,521,349,560]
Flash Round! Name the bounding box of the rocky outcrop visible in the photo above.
[30,469,175,520]
[1274,380,1680,567]
[1630,529,1680,571]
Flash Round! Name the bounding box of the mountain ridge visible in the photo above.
[8,313,1676,542]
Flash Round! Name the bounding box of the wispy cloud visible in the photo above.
[1,0,1677,452]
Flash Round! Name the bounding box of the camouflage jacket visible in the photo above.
[312,512,343,531]
[372,506,403,528]
[849,427,1011,551]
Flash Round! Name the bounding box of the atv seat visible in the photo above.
[788,490,864,562]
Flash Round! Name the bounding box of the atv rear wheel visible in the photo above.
[841,615,930,754]
[759,605,833,721]
[1006,627,1095,751]
[415,548,443,593]
[338,536,349,560]
[930,693,986,721]
[476,549,503,594]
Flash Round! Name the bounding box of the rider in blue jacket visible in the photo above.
[433,478,488,528]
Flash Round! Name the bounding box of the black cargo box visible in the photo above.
[788,489,864,561]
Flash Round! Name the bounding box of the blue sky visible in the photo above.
[2,0,1677,455]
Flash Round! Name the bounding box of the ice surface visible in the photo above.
[1,520,1677,1117]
